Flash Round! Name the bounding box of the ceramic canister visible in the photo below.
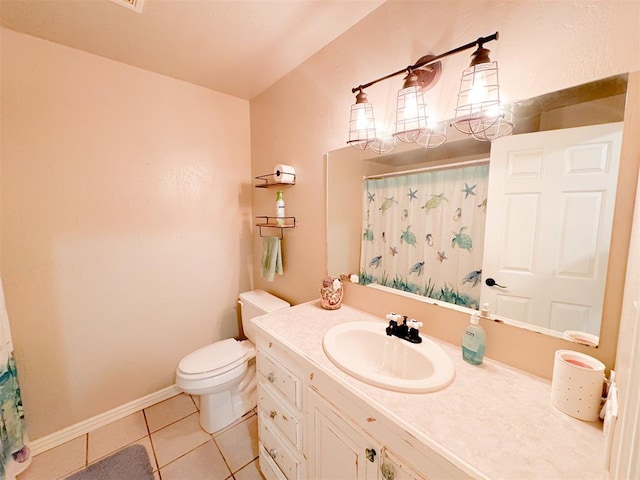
[551,350,605,421]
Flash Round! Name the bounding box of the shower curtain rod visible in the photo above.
[364,158,489,181]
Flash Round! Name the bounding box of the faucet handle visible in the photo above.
[407,319,423,330]
[386,312,402,322]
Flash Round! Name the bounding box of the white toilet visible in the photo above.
[176,289,290,433]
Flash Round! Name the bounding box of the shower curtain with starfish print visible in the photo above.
[0,277,30,480]
[360,164,489,309]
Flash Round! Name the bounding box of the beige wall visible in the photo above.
[0,28,252,439]
[250,1,640,377]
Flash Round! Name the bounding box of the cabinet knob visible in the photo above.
[269,448,277,459]
[270,410,278,419]
[268,372,276,383]
[365,448,377,463]
[381,463,395,480]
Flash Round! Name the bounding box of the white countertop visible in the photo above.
[252,301,606,480]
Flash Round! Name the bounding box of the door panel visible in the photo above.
[482,122,623,335]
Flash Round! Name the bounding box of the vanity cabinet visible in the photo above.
[255,333,470,480]
[253,302,609,479]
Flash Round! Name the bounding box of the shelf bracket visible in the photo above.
[255,216,296,239]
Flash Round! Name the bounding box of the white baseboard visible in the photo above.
[30,384,182,456]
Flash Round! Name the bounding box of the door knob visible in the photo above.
[485,278,507,288]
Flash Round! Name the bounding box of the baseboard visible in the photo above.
[30,384,182,455]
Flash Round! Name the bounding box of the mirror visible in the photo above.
[327,74,628,346]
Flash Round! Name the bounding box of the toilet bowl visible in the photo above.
[176,290,289,433]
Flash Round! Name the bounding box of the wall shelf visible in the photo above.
[254,172,296,188]
[255,168,296,238]
[255,216,297,239]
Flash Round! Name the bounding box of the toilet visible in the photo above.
[176,290,290,433]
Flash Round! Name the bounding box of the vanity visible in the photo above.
[252,301,605,480]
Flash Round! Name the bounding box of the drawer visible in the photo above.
[259,412,302,480]
[259,443,287,480]
[258,380,302,449]
[258,348,301,408]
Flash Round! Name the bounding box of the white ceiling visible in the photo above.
[0,0,385,99]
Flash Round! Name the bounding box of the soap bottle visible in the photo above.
[462,312,486,365]
[275,190,285,225]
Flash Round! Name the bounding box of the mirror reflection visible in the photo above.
[327,74,628,346]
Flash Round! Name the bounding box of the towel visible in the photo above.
[261,236,283,281]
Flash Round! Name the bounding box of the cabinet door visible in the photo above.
[307,388,380,480]
[381,449,428,480]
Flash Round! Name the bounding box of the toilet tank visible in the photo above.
[238,290,290,342]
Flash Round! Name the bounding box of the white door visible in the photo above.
[481,122,623,334]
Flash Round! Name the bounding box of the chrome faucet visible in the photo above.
[385,312,423,344]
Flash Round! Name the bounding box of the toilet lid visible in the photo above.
[178,339,250,376]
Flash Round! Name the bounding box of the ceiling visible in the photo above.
[0,0,385,99]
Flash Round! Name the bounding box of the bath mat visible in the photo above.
[65,444,154,480]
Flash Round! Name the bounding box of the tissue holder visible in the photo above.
[551,350,605,421]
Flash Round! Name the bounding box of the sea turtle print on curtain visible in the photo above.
[0,278,30,480]
[360,164,489,308]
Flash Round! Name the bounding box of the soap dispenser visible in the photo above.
[462,312,486,365]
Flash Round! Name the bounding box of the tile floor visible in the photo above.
[17,393,265,480]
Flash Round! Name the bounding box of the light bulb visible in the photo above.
[468,72,489,106]
[356,105,369,131]
[403,90,419,119]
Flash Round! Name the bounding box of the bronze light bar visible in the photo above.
[351,32,499,94]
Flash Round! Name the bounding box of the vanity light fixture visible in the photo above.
[369,131,397,154]
[347,32,511,153]
[450,34,513,141]
[347,89,377,150]
[394,70,430,144]
[415,119,447,149]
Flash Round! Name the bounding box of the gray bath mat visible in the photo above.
[65,444,154,480]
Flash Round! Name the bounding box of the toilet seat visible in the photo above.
[177,339,253,381]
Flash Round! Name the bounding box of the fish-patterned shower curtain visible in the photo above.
[0,278,30,480]
[360,164,489,308]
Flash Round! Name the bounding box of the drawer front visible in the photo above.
[259,443,287,480]
[258,349,301,408]
[259,412,301,480]
[258,381,302,449]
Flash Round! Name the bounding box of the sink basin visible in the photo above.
[322,321,455,393]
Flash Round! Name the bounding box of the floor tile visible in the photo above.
[130,436,157,473]
[144,393,197,433]
[214,414,259,472]
[16,436,86,480]
[160,440,231,480]
[234,458,266,480]
[215,410,256,437]
[151,413,211,467]
[87,411,148,463]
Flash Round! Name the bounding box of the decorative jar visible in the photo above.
[320,276,343,310]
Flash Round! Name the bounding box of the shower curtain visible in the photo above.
[360,164,489,309]
[0,278,30,480]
